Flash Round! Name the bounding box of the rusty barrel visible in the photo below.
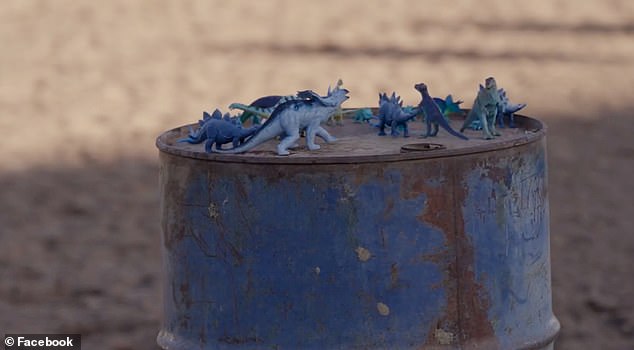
[155,113,560,349]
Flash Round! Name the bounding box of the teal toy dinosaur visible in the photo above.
[433,95,464,118]
[463,86,526,130]
[460,77,502,139]
[353,108,375,123]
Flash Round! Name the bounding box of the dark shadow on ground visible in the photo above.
[0,159,162,349]
[408,19,634,35]
[205,42,626,64]
[0,114,632,349]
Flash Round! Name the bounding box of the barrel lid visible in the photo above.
[156,109,545,164]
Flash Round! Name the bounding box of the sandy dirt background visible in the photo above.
[1,0,633,349]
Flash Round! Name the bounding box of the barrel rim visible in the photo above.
[155,111,546,164]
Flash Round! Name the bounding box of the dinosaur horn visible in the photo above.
[327,85,332,95]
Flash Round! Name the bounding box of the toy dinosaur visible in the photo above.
[402,105,418,116]
[326,79,345,126]
[496,88,526,128]
[414,83,468,140]
[375,92,418,137]
[460,77,502,139]
[178,109,260,152]
[433,95,465,118]
[229,95,301,125]
[353,108,375,123]
[211,86,349,156]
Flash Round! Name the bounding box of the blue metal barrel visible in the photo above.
[155,114,559,349]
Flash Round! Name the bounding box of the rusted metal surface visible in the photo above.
[156,114,559,349]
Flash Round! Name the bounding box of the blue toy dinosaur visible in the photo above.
[211,85,349,156]
[178,109,260,152]
[414,83,468,140]
[496,88,526,128]
[375,92,418,137]
[460,77,502,139]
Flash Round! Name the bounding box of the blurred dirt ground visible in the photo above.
[0,1,633,349]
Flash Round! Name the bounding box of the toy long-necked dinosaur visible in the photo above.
[414,83,468,140]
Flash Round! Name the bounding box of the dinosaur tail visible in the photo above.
[209,120,280,154]
[438,117,469,140]
[460,109,476,132]
[506,103,527,114]
[177,126,205,144]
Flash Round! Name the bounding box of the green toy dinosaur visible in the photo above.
[229,95,302,125]
[326,79,345,126]
[460,77,502,139]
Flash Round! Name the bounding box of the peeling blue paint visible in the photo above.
[158,138,559,349]
[462,149,555,349]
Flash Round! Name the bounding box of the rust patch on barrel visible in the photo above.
[401,160,497,348]
[160,154,190,249]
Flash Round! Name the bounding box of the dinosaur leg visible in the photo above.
[460,112,473,132]
[204,139,215,153]
[508,113,516,128]
[335,110,344,126]
[279,132,299,149]
[479,108,494,140]
[491,124,501,136]
[490,110,501,136]
[378,121,387,136]
[277,132,300,156]
[306,124,331,150]
[497,112,506,128]
[390,124,400,137]
[430,123,438,136]
[315,126,337,143]
[402,123,410,138]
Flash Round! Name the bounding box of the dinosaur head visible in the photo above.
[485,77,497,91]
[414,83,428,94]
[323,85,350,107]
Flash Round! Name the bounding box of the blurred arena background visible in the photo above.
[1,1,632,348]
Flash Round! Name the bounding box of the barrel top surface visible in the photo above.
[156,109,545,164]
